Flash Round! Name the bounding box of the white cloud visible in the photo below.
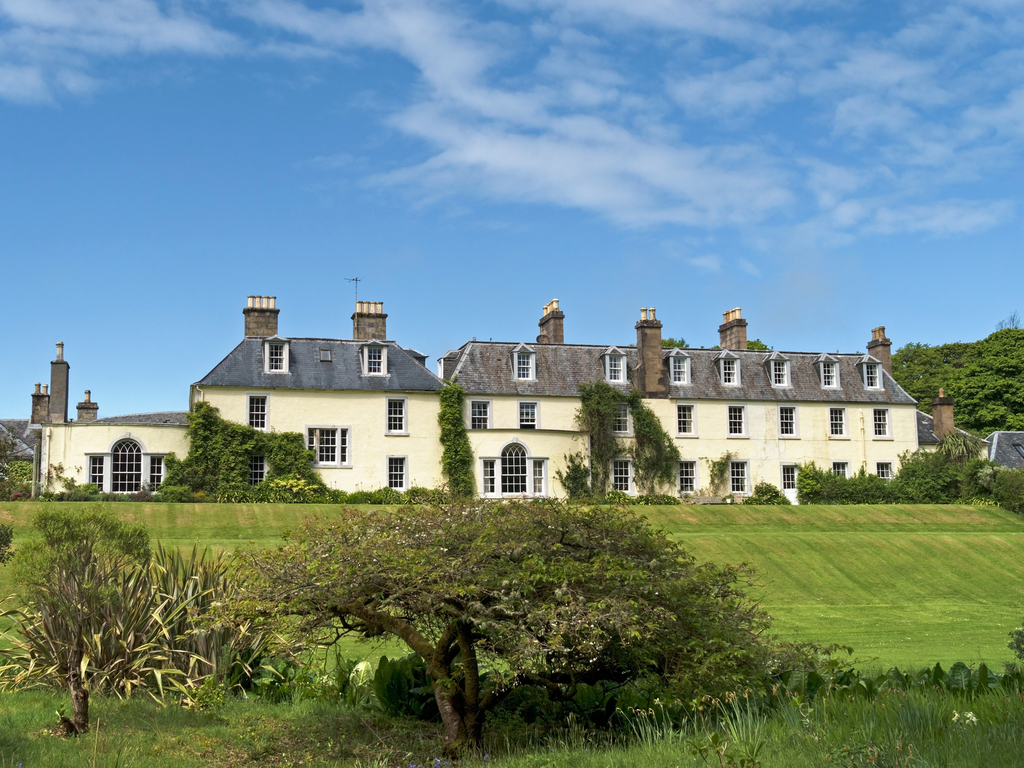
[688,254,721,271]
[738,258,760,276]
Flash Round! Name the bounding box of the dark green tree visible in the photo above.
[232,500,772,754]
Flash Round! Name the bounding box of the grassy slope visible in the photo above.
[2,501,1023,667]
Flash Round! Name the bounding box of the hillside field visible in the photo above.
[1,501,1022,668]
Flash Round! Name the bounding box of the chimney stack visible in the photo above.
[536,299,565,344]
[352,301,387,340]
[867,326,893,376]
[49,342,70,424]
[76,390,98,424]
[31,382,50,425]
[931,387,955,440]
[635,307,668,398]
[718,308,748,350]
[243,295,280,338]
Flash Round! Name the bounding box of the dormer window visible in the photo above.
[665,349,690,385]
[603,347,627,383]
[815,354,840,389]
[362,342,388,376]
[263,337,289,374]
[771,360,789,387]
[716,355,740,386]
[864,362,881,389]
[511,344,536,381]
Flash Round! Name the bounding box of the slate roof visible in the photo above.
[986,431,1024,469]
[196,338,443,392]
[0,420,36,459]
[440,342,917,404]
[917,411,941,445]
[93,412,190,426]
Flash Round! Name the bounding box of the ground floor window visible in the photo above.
[111,440,143,493]
[679,461,696,493]
[501,444,528,494]
[832,461,849,477]
[90,456,104,488]
[876,461,894,480]
[611,459,632,493]
[250,455,266,485]
[149,456,164,487]
[388,457,407,490]
[729,461,747,494]
[307,427,348,466]
[782,465,797,490]
[483,460,496,495]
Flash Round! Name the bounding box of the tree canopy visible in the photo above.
[231,500,772,753]
[892,328,1024,434]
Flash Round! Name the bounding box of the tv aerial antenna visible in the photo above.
[346,277,362,338]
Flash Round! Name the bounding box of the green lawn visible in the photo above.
[2,501,1023,668]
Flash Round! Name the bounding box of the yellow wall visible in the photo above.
[197,387,445,491]
[42,423,190,490]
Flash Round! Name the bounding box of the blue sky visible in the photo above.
[2,0,1023,417]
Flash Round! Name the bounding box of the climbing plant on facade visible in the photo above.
[438,380,474,497]
[626,391,681,495]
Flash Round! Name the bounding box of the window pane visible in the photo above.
[672,357,685,383]
[367,347,382,373]
[873,409,888,437]
[268,343,285,371]
[516,353,532,380]
[782,465,797,490]
[318,429,337,464]
[729,461,746,493]
[501,445,527,493]
[149,456,163,487]
[471,401,489,430]
[388,457,406,490]
[483,460,495,495]
[532,460,544,495]
[111,440,142,493]
[832,462,848,476]
[830,408,845,436]
[866,364,879,387]
[90,456,104,488]
[677,404,693,434]
[249,455,265,485]
[773,361,787,385]
[614,404,629,433]
[779,407,795,435]
[388,399,406,432]
[722,359,736,384]
[679,461,695,493]
[608,356,622,381]
[612,460,630,492]
[822,362,836,386]
[519,402,537,429]
[876,462,893,480]
[728,406,744,435]
[249,396,267,429]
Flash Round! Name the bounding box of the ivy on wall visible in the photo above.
[163,401,321,502]
[438,381,474,497]
[626,392,681,495]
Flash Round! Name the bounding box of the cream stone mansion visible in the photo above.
[13,297,950,502]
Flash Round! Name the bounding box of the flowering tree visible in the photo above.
[232,500,771,753]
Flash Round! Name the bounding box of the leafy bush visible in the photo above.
[153,485,196,503]
[796,464,892,505]
[438,381,474,497]
[0,524,12,564]
[602,489,632,505]
[369,487,403,505]
[373,654,439,720]
[634,494,681,505]
[993,468,1024,514]
[404,486,445,505]
[556,451,593,500]
[345,491,372,504]
[745,482,792,505]
[888,451,961,504]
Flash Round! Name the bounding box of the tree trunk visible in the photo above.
[64,638,89,735]
[434,682,469,755]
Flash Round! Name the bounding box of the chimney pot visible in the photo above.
[537,298,565,343]
[43,385,48,395]
[85,390,91,402]
[34,382,41,395]
[931,388,956,440]
[718,307,749,350]
[866,325,893,376]
[641,307,648,320]
[56,342,64,361]
[243,294,280,337]
[352,300,388,340]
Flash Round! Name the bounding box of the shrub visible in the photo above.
[153,485,195,503]
[368,487,403,505]
[404,486,445,505]
[556,451,593,500]
[888,451,960,504]
[345,491,372,504]
[602,490,632,505]
[993,469,1024,514]
[634,494,681,505]
[0,524,12,564]
[745,482,792,505]
[796,463,892,504]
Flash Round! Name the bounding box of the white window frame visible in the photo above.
[670,355,690,385]
[88,455,105,491]
[720,358,741,386]
[248,394,269,431]
[872,407,892,439]
[729,460,749,494]
[518,400,539,430]
[307,425,350,468]
[605,354,626,383]
[770,360,790,388]
[469,399,492,430]
[387,455,408,491]
[480,451,548,498]
[678,460,698,494]
[863,363,882,390]
[531,458,547,497]
[264,341,289,374]
[613,403,632,436]
[482,459,496,496]
[386,397,408,435]
[829,407,848,439]
[611,458,634,495]
[362,345,388,376]
[778,405,799,438]
[781,464,798,491]
[876,461,894,480]
[832,461,850,478]
[147,455,165,488]
[675,402,697,437]
[727,404,747,438]
[820,361,840,389]
[514,351,536,381]
[249,455,266,485]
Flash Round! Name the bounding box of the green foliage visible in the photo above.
[555,451,593,499]
[0,523,12,564]
[888,451,962,503]
[372,654,439,720]
[744,482,791,505]
[634,493,682,505]
[661,337,689,348]
[575,381,627,494]
[437,381,474,497]
[626,391,681,495]
[704,452,736,496]
[163,401,322,503]
[746,339,770,351]
[993,469,1024,514]
[602,489,632,505]
[892,329,1024,434]
[233,499,772,751]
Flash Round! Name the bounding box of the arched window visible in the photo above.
[111,440,142,493]
[501,444,527,494]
